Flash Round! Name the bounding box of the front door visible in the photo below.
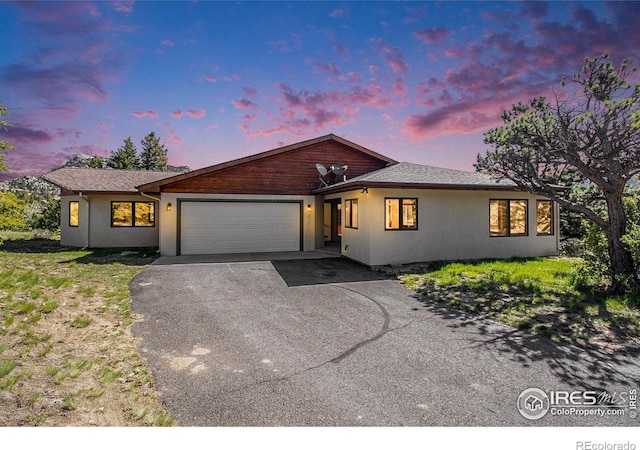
[323,199,342,243]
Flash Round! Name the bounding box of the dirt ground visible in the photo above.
[0,239,173,426]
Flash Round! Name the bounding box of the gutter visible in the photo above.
[312,181,522,195]
[138,191,161,202]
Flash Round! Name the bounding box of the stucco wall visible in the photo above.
[337,188,559,266]
[60,194,160,248]
[158,193,317,256]
[60,195,89,248]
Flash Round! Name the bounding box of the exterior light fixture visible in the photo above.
[361,187,369,195]
[166,202,173,212]
[307,204,312,213]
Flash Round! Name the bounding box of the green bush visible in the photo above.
[578,192,640,293]
[0,191,26,231]
[28,196,60,232]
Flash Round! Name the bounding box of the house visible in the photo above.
[44,134,559,266]
[43,168,176,248]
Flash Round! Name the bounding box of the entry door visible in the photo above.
[323,199,342,243]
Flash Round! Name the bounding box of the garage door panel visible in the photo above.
[180,202,301,255]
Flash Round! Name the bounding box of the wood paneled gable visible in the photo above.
[140,134,396,195]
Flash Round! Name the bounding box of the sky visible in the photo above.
[1,1,640,181]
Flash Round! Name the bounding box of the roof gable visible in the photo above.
[139,134,397,194]
[43,168,176,194]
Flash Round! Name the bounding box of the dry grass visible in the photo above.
[0,232,174,426]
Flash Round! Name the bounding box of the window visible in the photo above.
[69,201,79,227]
[345,199,358,229]
[385,198,417,230]
[111,201,155,227]
[490,199,528,236]
[536,200,554,235]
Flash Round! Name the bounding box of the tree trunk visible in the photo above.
[604,192,638,293]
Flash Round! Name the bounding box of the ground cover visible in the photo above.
[0,232,174,426]
[399,257,640,357]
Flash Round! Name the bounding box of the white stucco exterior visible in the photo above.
[327,188,559,267]
[60,188,559,266]
[158,193,318,256]
[60,194,160,249]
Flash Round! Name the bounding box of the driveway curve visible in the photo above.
[130,257,640,426]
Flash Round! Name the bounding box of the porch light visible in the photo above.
[361,187,369,195]
[307,204,312,213]
[166,202,172,212]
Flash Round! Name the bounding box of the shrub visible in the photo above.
[0,191,26,231]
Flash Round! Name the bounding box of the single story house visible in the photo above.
[43,168,176,249]
[44,134,559,266]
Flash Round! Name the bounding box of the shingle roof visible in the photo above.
[43,168,177,193]
[315,162,517,192]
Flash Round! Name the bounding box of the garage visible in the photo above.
[179,201,302,255]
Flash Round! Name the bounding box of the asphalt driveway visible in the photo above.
[130,256,640,426]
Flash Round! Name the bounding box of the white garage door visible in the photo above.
[180,201,301,255]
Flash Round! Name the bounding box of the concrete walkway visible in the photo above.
[152,248,341,266]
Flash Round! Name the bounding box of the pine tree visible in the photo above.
[139,132,168,171]
[109,137,140,170]
[88,155,105,168]
[478,55,640,292]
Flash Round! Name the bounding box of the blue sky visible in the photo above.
[1,1,639,180]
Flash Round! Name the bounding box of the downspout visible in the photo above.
[556,201,561,256]
[138,190,162,254]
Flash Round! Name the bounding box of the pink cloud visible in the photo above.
[3,125,53,147]
[162,128,183,148]
[55,128,82,140]
[244,125,302,139]
[444,47,462,58]
[384,47,408,75]
[413,27,451,44]
[97,122,111,137]
[1,3,123,123]
[307,58,341,77]
[392,78,408,105]
[243,86,258,97]
[402,78,555,140]
[161,40,175,47]
[238,80,402,138]
[232,99,258,110]
[320,30,351,60]
[403,100,503,139]
[416,77,446,106]
[170,110,183,119]
[329,8,345,18]
[400,2,640,142]
[132,110,159,119]
[4,145,99,179]
[267,33,302,53]
[204,75,217,83]
[113,1,134,15]
[186,109,206,119]
[372,41,409,75]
